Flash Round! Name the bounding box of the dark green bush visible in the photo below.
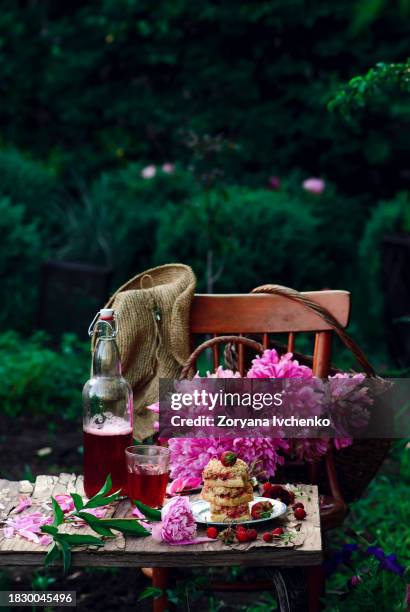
[0,331,88,420]
[357,192,408,347]
[56,164,197,285]
[154,185,331,293]
[0,149,57,235]
[0,2,408,193]
[0,198,44,331]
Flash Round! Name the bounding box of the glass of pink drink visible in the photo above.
[125,446,170,508]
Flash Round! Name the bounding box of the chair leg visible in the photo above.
[152,567,171,612]
[306,566,324,612]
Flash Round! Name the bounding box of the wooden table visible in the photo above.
[0,474,323,610]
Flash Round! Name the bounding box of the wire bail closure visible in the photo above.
[88,311,118,337]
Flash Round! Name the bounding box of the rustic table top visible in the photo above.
[0,474,322,568]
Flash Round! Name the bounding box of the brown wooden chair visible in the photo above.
[149,286,375,611]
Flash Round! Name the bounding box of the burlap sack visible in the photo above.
[99,264,196,440]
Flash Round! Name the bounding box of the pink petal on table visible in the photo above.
[19,529,40,543]
[3,526,14,538]
[146,401,160,413]
[81,506,108,518]
[55,494,75,513]
[131,506,152,530]
[12,496,32,514]
[167,477,202,496]
[151,523,163,542]
[132,506,146,519]
[39,534,53,546]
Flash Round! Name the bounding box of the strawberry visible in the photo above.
[262,482,274,496]
[246,528,258,541]
[272,527,284,537]
[262,532,273,543]
[236,529,249,543]
[292,502,304,511]
[251,500,273,520]
[294,507,307,520]
[206,526,218,539]
[264,484,295,506]
[220,451,237,467]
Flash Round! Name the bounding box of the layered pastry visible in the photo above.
[201,455,253,522]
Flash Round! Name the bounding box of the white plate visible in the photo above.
[191,496,287,526]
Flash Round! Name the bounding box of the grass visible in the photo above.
[324,440,410,610]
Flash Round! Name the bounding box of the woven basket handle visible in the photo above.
[179,335,264,379]
[251,284,375,376]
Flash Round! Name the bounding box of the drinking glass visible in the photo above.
[125,445,170,508]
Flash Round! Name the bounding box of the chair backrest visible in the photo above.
[189,290,351,376]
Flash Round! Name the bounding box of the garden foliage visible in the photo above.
[0,1,408,193]
[0,332,88,420]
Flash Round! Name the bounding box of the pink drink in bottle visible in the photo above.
[83,309,133,498]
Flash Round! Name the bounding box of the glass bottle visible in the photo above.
[83,309,133,498]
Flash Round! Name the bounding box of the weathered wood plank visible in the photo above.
[32,475,58,500]
[0,546,322,568]
[0,477,322,567]
[0,480,22,551]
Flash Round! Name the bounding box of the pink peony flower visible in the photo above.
[55,494,75,513]
[327,373,372,438]
[302,177,325,194]
[162,163,175,174]
[334,437,353,450]
[267,176,281,190]
[12,496,32,514]
[206,365,241,378]
[168,437,288,480]
[164,349,371,472]
[291,438,329,462]
[141,165,157,179]
[167,476,202,496]
[151,496,196,544]
[247,349,313,379]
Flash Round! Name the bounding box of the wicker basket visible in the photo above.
[180,284,391,504]
[250,284,390,502]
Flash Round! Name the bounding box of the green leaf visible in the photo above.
[133,500,161,521]
[138,586,163,602]
[58,540,72,574]
[83,490,121,509]
[44,542,61,567]
[76,512,115,537]
[93,474,112,498]
[40,525,58,536]
[51,497,65,527]
[99,518,150,536]
[56,533,104,547]
[70,492,84,511]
